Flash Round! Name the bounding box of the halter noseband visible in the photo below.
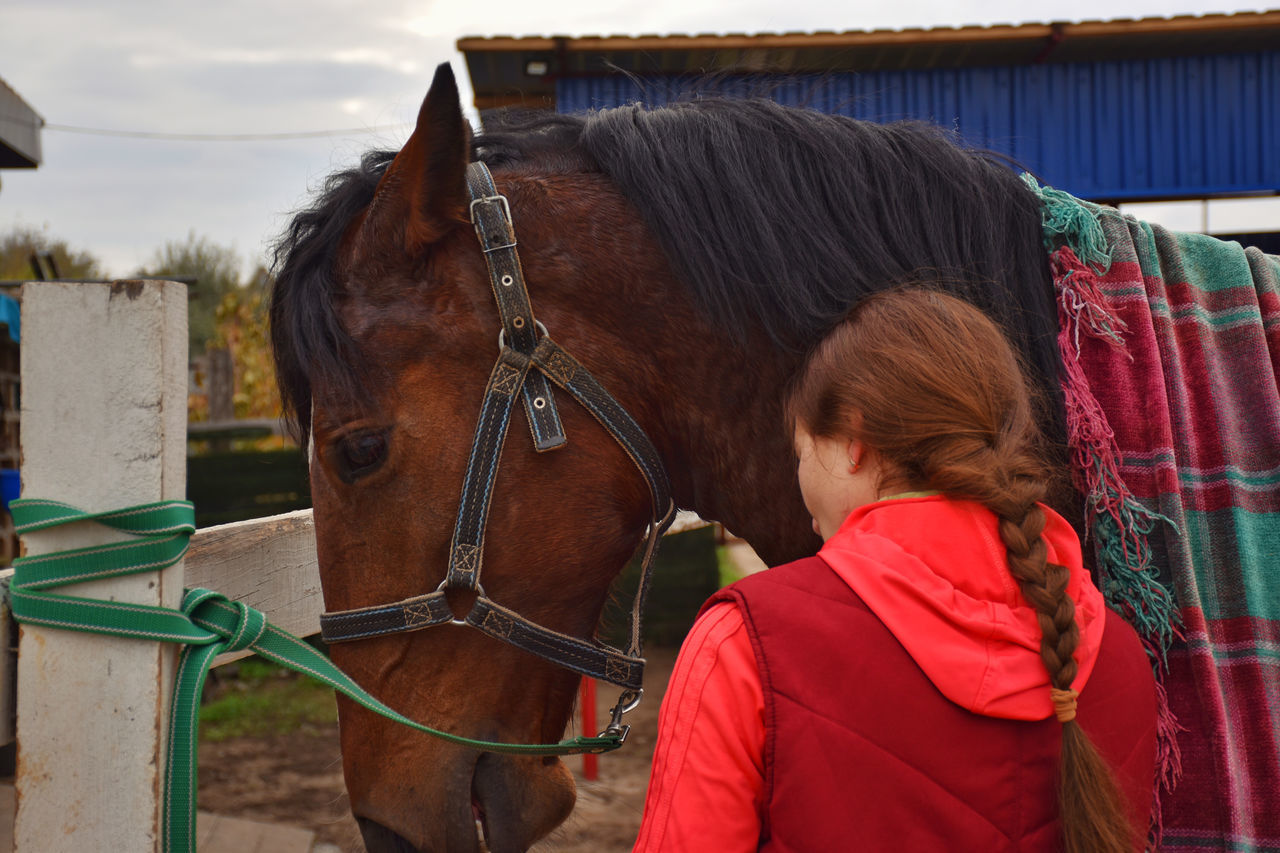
[319,162,676,739]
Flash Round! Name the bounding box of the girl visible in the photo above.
[634,288,1157,852]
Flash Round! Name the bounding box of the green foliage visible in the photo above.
[200,656,337,742]
[0,226,101,280]
[187,263,283,426]
[215,266,280,419]
[134,231,245,353]
[717,545,744,588]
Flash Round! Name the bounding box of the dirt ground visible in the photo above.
[198,647,677,852]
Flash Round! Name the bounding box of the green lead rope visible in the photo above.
[7,498,624,853]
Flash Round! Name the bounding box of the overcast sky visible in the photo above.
[1,1,1275,279]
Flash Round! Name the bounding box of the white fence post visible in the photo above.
[14,280,187,852]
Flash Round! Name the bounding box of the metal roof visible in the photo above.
[555,54,1280,202]
[0,77,41,169]
[458,11,1280,110]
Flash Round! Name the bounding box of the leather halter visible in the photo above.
[320,162,677,731]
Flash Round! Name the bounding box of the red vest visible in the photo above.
[708,556,1157,852]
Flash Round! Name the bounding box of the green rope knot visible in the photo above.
[183,588,269,653]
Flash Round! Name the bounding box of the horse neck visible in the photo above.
[660,334,818,566]
[508,169,818,566]
[563,187,813,565]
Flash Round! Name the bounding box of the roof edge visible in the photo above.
[457,10,1280,53]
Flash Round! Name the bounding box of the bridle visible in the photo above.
[319,161,677,742]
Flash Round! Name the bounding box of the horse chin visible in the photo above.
[355,753,576,853]
[473,753,577,852]
[357,816,430,853]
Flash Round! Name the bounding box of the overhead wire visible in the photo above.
[43,122,410,141]
[0,114,410,142]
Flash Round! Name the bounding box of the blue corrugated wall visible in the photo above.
[556,52,1280,201]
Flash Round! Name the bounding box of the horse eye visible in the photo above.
[334,430,388,481]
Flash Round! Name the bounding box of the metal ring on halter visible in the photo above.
[497,319,549,351]
[435,577,486,626]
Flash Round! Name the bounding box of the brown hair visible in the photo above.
[786,287,1138,852]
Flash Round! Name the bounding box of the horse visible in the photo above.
[270,62,1279,852]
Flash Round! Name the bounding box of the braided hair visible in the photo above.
[786,287,1137,852]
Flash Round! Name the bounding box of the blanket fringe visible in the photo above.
[1028,176,1184,843]
[1021,173,1112,270]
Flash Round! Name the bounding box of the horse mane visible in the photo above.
[576,99,1056,368]
[270,149,395,442]
[271,99,1060,443]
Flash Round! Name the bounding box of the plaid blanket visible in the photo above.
[1027,178,1280,851]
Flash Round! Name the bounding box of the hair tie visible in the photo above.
[1050,687,1079,723]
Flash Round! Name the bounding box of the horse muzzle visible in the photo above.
[355,751,576,853]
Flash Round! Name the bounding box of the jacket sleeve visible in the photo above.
[633,602,765,853]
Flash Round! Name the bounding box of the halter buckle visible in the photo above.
[469,193,511,226]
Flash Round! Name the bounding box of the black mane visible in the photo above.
[270,148,396,442]
[271,99,1059,443]
[579,100,1053,353]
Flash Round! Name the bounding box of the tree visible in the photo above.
[215,265,281,421]
[134,232,243,354]
[187,264,283,427]
[0,226,102,280]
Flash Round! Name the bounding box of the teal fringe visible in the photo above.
[1020,173,1112,271]
[1092,505,1179,657]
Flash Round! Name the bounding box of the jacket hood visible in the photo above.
[818,495,1106,720]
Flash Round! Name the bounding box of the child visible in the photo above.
[634,288,1157,852]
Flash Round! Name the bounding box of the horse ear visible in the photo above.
[372,62,472,253]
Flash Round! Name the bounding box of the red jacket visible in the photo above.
[634,497,1157,852]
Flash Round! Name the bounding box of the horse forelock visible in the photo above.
[269,149,396,444]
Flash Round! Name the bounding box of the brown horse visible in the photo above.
[270,63,1072,851]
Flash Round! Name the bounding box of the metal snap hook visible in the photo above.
[615,689,643,716]
[600,688,643,741]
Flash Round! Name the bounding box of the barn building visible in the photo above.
[0,77,40,179]
[458,11,1280,252]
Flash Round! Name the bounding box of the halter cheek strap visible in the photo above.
[320,163,676,732]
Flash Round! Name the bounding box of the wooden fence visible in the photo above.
[0,279,704,851]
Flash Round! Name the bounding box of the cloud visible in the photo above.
[2,0,1273,281]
